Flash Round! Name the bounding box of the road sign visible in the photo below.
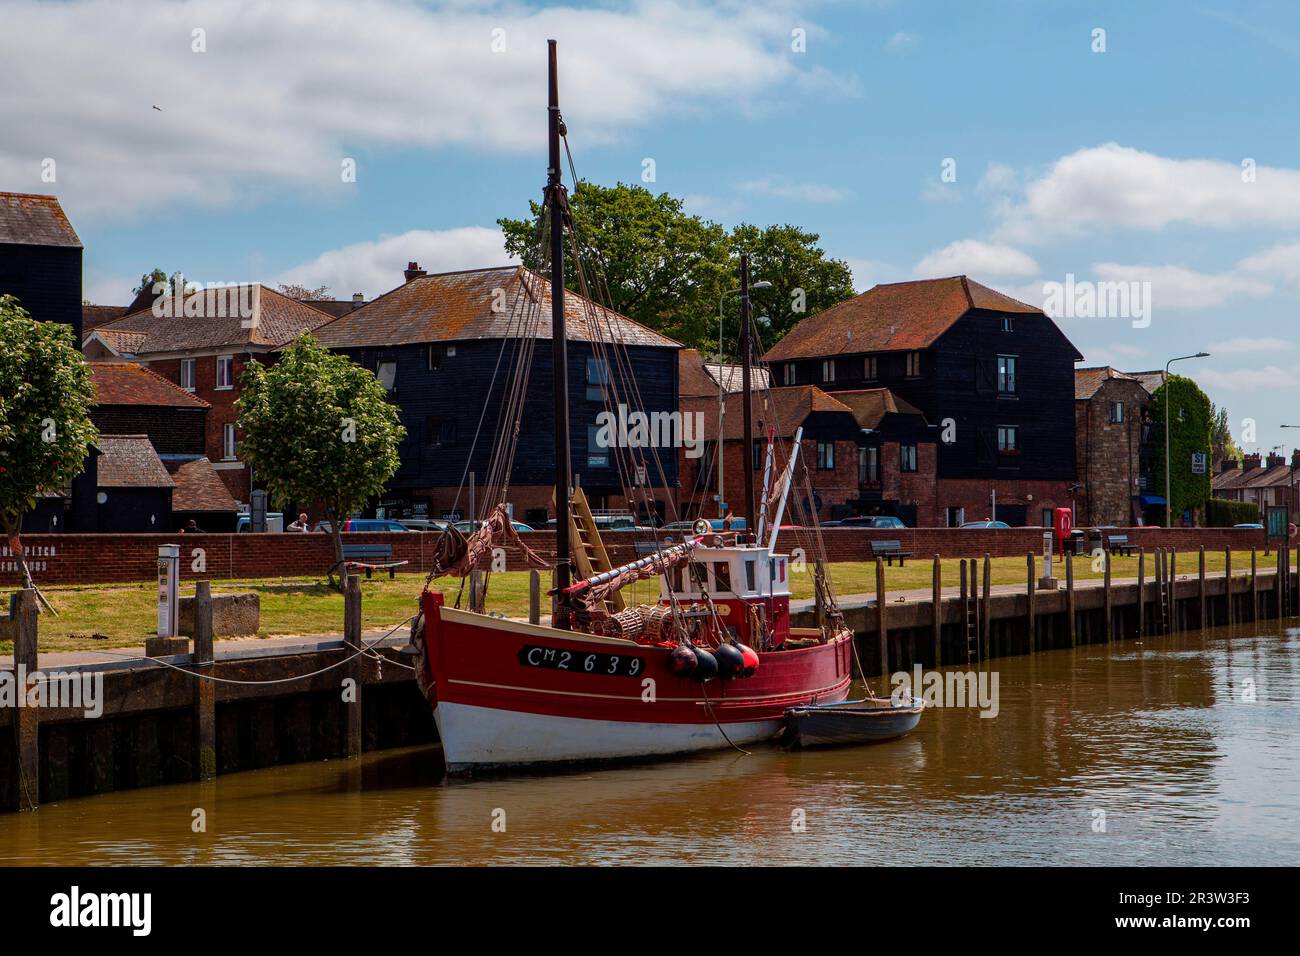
[1191,452,1207,475]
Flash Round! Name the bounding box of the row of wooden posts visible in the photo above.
[6,575,376,812]
[812,544,1297,676]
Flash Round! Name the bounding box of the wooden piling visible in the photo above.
[192,581,216,780]
[982,554,992,656]
[1065,553,1076,647]
[1226,549,1234,626]
[343,573,363,758]
[1169,549,1178,632]
[930,555,942,667]
[1104,551,1113,643]
[1198,546,1207,628]
[875,557,888,676]
[1250,549,1258,622]
[9,590,39,812]
[1137,548,1146,638]
[529,569,541,625]
[1277,547,1285,621]
[1025,553,1036,653]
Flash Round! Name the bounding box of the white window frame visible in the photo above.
[216,355,234,390]
[1110,401,1125,423]
[817,441,835,470]
[180,358,196,391]
[900,443,918,472]
[997,425,1018,452]
[783,363,796,386]
[997,354,1017,394]
[905,351,921,377]
[222,422,237,460]
[821,359,835,383]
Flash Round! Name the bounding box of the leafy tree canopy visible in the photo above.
[498,181,855,355]
[277,283,333,301]
[235,336,405,584]
[1150,374,1214,522]
[0,295,97,588]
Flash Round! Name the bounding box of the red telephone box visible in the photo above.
[1054,507,1073,557]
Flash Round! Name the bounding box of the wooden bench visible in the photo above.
[341,543,409,579]
[870,539,913,566]
[1105,534,1137,557]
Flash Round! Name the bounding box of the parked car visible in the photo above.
[318,518,410,533]
[840,515,908,529]
[961,520,1011,529]
[660,518,749,532]
[236,512,284,533]
[400,518,451,532]
[1234,522,1264,529]
[453,520,535,534]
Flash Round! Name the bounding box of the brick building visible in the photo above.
[764,276,1083,527]
[1213,450,1300,520]
[1073,367,1154,526]
[83,285,337,504]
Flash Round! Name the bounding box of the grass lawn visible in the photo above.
[1,547,1276,654]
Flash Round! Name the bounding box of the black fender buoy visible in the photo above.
[691,647,718,682]
[714,641,745,679]
[668,643,698,678]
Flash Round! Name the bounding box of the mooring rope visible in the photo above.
[65,617,416,687]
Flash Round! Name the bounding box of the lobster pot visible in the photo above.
[603,607,647,641]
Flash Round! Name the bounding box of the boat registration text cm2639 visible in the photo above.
[517,645,647,677]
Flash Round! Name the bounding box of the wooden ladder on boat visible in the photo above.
[569,487,625,614]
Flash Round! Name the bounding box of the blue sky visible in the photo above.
[4,0,1300,451]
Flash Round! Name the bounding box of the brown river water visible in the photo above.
[3,621,1298,866]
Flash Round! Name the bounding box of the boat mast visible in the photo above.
[547,39,573,625]
[739,252,756,533]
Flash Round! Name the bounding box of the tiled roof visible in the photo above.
[679,349,721,399]
[704,361,771,394]
[90,361,209,408]
[0,192,82,248]
[1125,370,1166,393]
[297,299,365,318]
[683,385,855,441]
[94,285,335,355]
[830,388,926,430]
[763,275,1052,362]
[313,266,679,350]
[88,328,148,356]
[166,457,239,512]
[82,304,129,333]
[96,435,175,489]
[1074,366,1148,400]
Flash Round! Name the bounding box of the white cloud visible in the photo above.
[1237,240,1300,289]
[993,143,1300,243]
[1090,262,1272,310]
[276,227,515,299]
[886,31,918,52]
[844,257,906,292]
[736,177,848,203]
[978,162,1018,196]
[0,0,829,221]
[1208,336,1296,354]
[914,239,1039,278]
[1198,365,1300,392]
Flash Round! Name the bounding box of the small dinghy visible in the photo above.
[783,697,923,749]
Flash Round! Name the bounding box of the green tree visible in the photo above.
[1150,374,1214,525]
[1209,402,1241,464]
[498,181,856,353]
[277,283,333,301]
[0,296,97,606]
[235,336,405,587]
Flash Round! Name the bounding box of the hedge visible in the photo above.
[1205,498,1260,527]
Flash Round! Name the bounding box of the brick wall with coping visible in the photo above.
[0,526,1283,588]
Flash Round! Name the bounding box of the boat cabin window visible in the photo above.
[712,562,731,592]
[744,559,757,592]
[689,563,709,591]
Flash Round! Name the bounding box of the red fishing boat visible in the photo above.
[409,40,866,774]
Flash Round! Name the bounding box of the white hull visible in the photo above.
[434,701,783,772]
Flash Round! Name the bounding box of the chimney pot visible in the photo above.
[1267,452,1286,469]
[1244,452,1263,470]
[1220,457,1239,474]
[351,292,364,309]
[404,261,426,283]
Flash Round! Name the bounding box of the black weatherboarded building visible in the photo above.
[0,192,83,342]
[314,264,682,525]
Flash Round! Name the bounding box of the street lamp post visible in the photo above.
[1281,424,1300,524]
[717,278,772,518]
[1164,352,1211,528]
